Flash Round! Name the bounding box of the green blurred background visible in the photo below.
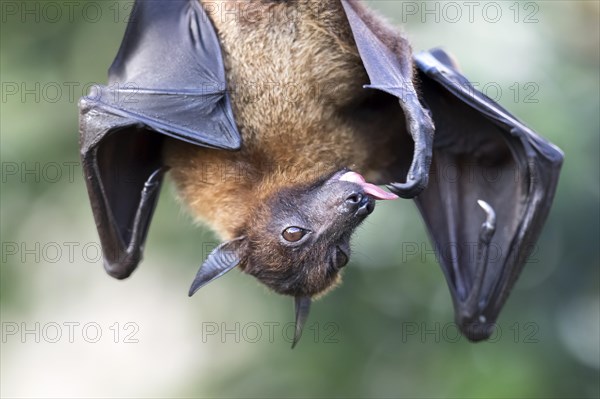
[1,1,598,398]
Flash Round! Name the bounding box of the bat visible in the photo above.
[79,0,563,347]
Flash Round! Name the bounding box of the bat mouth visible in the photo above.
[329,170,399,201]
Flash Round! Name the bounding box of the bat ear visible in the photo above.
[292,296,312,349]
[189,237,248,297]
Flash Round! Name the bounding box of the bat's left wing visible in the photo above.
[341,1,563,340]
[412,49,563,340]
[79,0,240,279]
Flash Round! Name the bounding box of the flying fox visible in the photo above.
[78,0,563,347]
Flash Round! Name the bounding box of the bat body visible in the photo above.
[79,0,563,346]
[165,1,412,304]
[166,0,407,241]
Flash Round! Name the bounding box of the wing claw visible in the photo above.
[477,200,497,244]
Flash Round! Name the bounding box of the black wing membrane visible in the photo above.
[341,0,562,341]
[79,0,240,279]
[413,49,563,340]
[341,0,434,199]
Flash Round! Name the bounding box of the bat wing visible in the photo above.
[341,1,563,341]
[341,0,434,198]
[413,49,563,340]
[79,0,240,279]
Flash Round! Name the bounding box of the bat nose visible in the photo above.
[345,192,364,206]
[345,191,374,216]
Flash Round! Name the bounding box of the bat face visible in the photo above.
[241,170,389,297]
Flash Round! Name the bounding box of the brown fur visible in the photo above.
[164,0,414,296]
[165,0,412,239]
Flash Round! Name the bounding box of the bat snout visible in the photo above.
[345,191,364,206]
[344,191,375,216]
[339,187,376,218]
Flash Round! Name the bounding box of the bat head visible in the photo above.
[242,170,397,297]
[189,170,398,298]
[187,168,398,347]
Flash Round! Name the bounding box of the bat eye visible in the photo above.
[282,227,308,243]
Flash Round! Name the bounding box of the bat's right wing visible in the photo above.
[79,0,240,279]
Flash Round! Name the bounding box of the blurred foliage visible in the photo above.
[1,1,598,398]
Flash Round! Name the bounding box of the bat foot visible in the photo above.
[387,177,427,199]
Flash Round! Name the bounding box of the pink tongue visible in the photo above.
[339,172,399,201]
